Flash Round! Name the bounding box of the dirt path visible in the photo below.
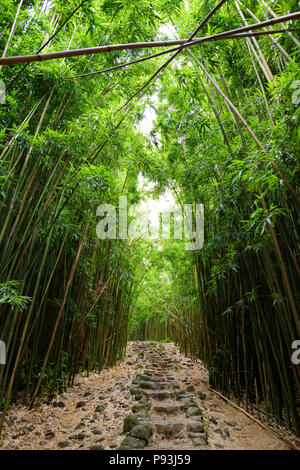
[0,342,295,450]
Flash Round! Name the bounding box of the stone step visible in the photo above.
[144,389,175,400]
[185,406,203,418]
[143,376,166,383]
[152,402,181,415]
[186,420,205,433]
[138,381,164,390]
[178,398,197,410]
[153,420,185,438]
[145,370,164,375]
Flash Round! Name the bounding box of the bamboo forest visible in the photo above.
[0,0,299,454]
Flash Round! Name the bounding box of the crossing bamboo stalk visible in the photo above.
[0,12,299,66]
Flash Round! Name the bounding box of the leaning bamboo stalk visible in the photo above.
[20,84,55,178]
[1,107,125,271]
[29,221,90,408]
[259,193,300,337]
[0,87,55,251]
[200,72,233,154]
[0,95,45,162]
[210,388,299,450]
[1,11,299,66]
[214,61,249,152]
[187,53,300,208]
[230,5,275,124]
[169,16,234,155]
[20,232,69,358]
[245,38,275,124]
[1,166,38,263]
[0,216,57,435]
[12,70,148,264]
[235,0,273,82]
[259,0,300,47]
[0,0,24,67]
[40,12,62,49]
[1,151,68,277]
[237,0,292,62]
[7,0,90,90]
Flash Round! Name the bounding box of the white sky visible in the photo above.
[136,22,179,231]
[137,175,176,214]
[158,23,177,39]
[139,104,157,135]
[137,103,176,233]
[134,175,177,241]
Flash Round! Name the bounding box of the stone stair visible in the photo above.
[119,342,209,450]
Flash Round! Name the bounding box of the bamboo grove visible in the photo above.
[0,0,299,437]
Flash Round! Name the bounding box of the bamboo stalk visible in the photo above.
[245,37,275,124]
[187,53,300,208]
[259,0,300,47]
[235,0,274,82]
[210,388,299,450]
[7,0,90,90]
[29,221,90,408]
[236,0,292,62]
[61,29,292,80]
[0,0,24,66]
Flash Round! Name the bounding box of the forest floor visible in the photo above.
[0,341,297,451]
